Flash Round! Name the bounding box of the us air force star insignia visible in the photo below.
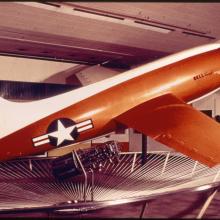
[32,118,93,148]
[48,120,76,146]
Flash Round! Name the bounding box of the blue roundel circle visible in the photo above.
[46,118,79,147]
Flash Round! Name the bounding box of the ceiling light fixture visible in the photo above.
[18,2,173,34]
[72,8,173,34]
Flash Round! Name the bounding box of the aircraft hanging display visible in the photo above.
[0,42,220,167]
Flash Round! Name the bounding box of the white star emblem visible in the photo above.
[49,120,76,146]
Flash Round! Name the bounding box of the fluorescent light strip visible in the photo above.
[21,2,215,35]
[38,2,60,8]
[71,9,172,34]
[22,2,208,36]
[19,3,171,34]
[73,7,172,33]
[74,8,124,20]
[134,21,174,32]
[123,19,171,34]
[183,31,216,40]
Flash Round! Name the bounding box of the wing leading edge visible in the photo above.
[115,94,220,167]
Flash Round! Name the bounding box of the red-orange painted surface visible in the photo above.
[0,48,220,166]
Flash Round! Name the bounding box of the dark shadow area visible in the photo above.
[0,80,78,100]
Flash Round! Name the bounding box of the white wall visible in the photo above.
[147,138,173,152]
[92,129,129,143]
[214,91,220,116]
[0,56,75,84]
[129,128,142,152]
[192,93,216,116]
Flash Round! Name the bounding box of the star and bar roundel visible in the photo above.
[32,118,94,148]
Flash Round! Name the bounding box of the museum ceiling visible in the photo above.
[0,2,219,69]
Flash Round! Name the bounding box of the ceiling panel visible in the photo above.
[0,2,218,69]
[66,2,220,35]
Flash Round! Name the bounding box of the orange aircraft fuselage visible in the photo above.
[0,48,220,160]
